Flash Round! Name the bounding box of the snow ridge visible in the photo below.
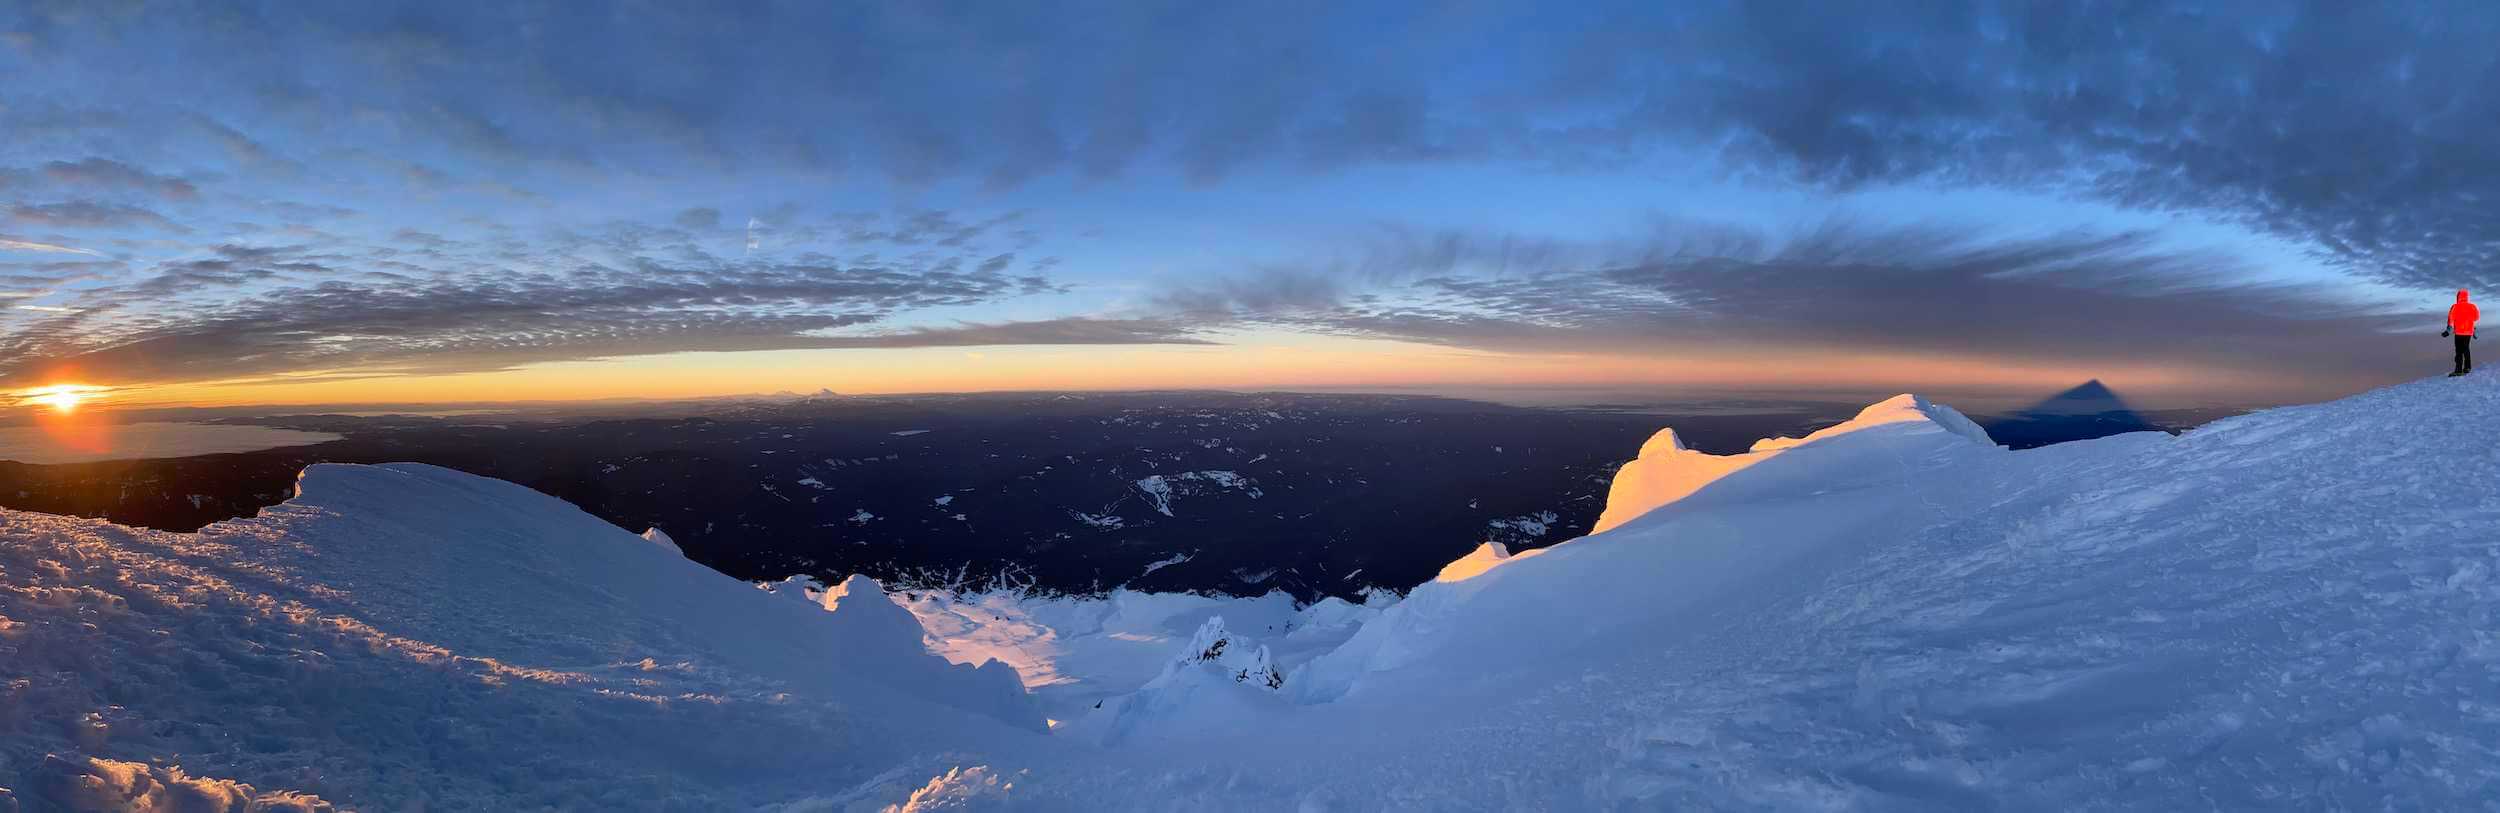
[1597,392,1994,534]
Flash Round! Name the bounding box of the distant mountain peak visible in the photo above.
[2054,378,2118,399]
[2024,379,2139,416]
[1979,379,2166,448]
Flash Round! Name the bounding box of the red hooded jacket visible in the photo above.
[2454,289,2480,337]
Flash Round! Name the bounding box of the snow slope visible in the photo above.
[10,372,2500,809]
[1019,374,2500,808]
[1297,393,2003,703]
[0,463,1041,810]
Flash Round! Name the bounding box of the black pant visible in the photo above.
[2459,334,2476,371]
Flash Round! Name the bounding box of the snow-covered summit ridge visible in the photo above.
[1267,372,2500,808]
[1595,392,1994,534]
[1751,392,1994,452]
[1839,392,1992,446]
[1304,391,2022,700]
[1635,426,1689,456]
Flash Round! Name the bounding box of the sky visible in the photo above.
[1,1,2493,412]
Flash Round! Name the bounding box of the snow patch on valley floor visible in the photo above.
[1067,510,1124,530]
[1136,551,1192,579]
[1483,509,1560,542]
[1131,470,1264,517]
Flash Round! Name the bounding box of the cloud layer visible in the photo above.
[0,1,2488,399]
[0,222,1137,383]
[1162,220,2420,385]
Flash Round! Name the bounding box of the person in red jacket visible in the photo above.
[2446,289,2479,376]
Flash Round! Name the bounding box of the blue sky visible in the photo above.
[0,1,2488,407]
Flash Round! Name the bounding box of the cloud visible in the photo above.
[18,3,2499,286]
[126,260,283,297]
[0,230,1151,386]
[0,4,1483,188]
[0,259,122,293]
[675,207,721,230]
[1155,267,1348,317]
[1536,4,2500,292]
[802,317,1209,349]
[7,202,185,231]
[390,229,452,248]
[831,210,1030,248]
[0,238,103,257]
[39,158,197,200]
[186,115,298,174]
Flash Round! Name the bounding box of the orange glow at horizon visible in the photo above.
[17,384,105,414]
[49,334,2345,412]
[19,385,117,459]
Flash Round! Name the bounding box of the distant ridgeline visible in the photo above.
[0,389,2236,600]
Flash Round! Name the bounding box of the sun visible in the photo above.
[21,384,103,414]
[36,390,83,413]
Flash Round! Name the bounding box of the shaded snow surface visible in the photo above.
[11,373,2500,809]
[0,463,1040,810]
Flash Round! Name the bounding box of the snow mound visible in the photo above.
[1433,540,1526,582]
[819,574,927,656]
[640,525,681,555]
[764,572,828,605]
[889,765,1021,811]
[0,462,1042,808]
[1285,593,1394,643]
[1637,426,1689,456]
[1596,392,1993,534]
[1059,616,1289,745]
[811,574,1036,725]
[1592,429,1758,534]
[1151,616,1284,692]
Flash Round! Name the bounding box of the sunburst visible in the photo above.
[20,384,103,414]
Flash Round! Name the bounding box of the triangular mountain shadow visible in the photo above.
[1978,379,2166,449]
